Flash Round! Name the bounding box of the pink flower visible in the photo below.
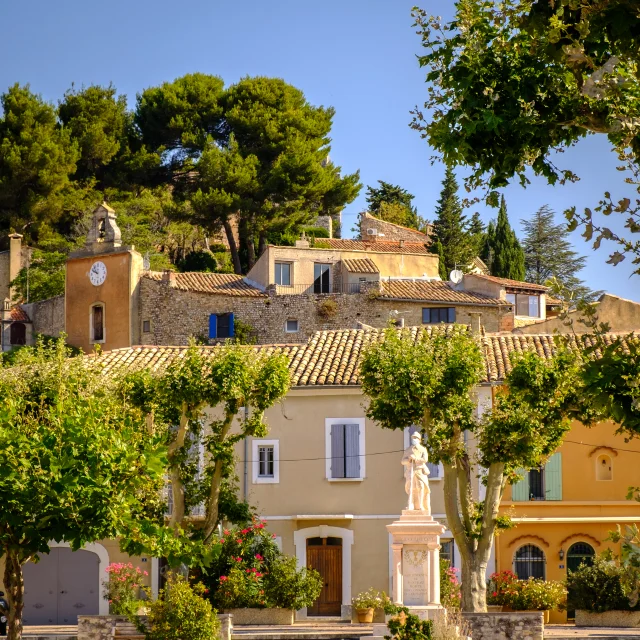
[236,539,242,544]
[220,576,228,582]
[255,554,263,561]
[143,571,148,577]
[241,529,250,535]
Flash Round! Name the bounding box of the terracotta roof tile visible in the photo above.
[341,258,379,274]
[320,239,432,255]
[379,280,509,306]
[90,328,636,386]
[144,272,265,297]
[9,306,30,322]
[468,274,548,292]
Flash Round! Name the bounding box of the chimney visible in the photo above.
[399,239,405,248]
[295,232,310,248]
[8,234,22,301]
[162,270,177,287]
[468,312,482,335]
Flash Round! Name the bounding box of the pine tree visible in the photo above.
[432,239,448,280]
[489,196,525,280]
[430,167,475,277]
[522,205,598,301]
[481,220,496,270]
[467,211,485,256]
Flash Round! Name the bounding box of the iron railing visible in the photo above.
[271,282,369,295]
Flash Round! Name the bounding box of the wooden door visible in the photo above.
[306,538,342,616]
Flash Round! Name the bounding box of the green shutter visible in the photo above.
[511,468,529,501]
[545,452,562,500]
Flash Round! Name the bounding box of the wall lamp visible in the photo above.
[558,549,565,561]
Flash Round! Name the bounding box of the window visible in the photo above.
[441,540,455,567]
[512,452,562,501]
[285,319,299,333]
[275,262,292,286]
[252,439,279,484]
[143,320,151,333]
[596,454,613,481]
[91,304,105,343]
[314,263,331,293]
[209,313,234,339]
[422,308,456,324]
[507,293,540,318]
[326,418,365,480]
[514,545,545,579]
[405,426,442,479]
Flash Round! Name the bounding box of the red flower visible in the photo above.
[236,539,243,544]
[255,554,263,561]
[241,528,250,535]
[220,576,228,582]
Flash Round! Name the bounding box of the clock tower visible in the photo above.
[65,203,143,353]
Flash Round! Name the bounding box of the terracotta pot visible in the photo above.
[356,608,374,624]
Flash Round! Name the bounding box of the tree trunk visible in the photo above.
[460,554,489,612]
[168,467,186,530]
[4,549,24,640]
[257,232,268,258]
[223,220,242,275]
[246,233,256,271]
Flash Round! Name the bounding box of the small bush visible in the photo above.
[317,298,338,318]
[567,558,634,613]
[486,570,517,607]
[142,575,220,640]
[386,607,433,640]
[352,587,390,610]
[104,562,146,616]
[439,559,461,611]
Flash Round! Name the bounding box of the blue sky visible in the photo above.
[1,0,638,300]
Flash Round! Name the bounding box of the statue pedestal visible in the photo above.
[386,510,446,621]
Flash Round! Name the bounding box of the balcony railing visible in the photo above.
[271,282,371,295]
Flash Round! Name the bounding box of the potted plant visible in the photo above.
[352,588,389,624]
[509,578,566,623]
[486,570,518,612]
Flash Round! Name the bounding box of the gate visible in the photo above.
[306,537,342,616]
[23,548,100,625]
[567,542,595,620]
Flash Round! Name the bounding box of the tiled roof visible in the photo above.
[361,213,431,239]
[546,296,563,305]
[320,239,432,255]
[90,327,636,386]
[9,306,30,322]
[144,272,265,297]
[467,274,548,292]
[341,258,379,274]
[379,280,509,306]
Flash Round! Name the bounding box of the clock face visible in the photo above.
[89,261,107,286]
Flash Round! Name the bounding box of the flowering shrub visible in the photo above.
[352,588,390,610]
[202,518,321,610]
[439,559,461,611]
[104,562,147,616]
[486,571,518,606]
[141,575,219,640]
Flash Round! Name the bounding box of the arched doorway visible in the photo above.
[23,548,100,625]
[514,544,546,580]
[10,322,26,346]
[567,542,595,620]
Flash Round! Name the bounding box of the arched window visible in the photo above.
[567,542,595,573]
[10,322,26,346]
[90,304,105,343]
[596,454,613,481]
[514,544,546,580]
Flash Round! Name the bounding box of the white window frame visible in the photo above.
[285,319,299,333]
[252,439,279,484]
[275,262,292,286]
[325,417,365,482]
[90,302,106,344]
[403,427,443,481]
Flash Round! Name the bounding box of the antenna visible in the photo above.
[449,269,463,284]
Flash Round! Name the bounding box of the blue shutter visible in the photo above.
[422,309,430,323]
[330,424,345,478]
[545,453,562,500]
[511,469,529,501]
[448,308,456,323]
[209,314,217,339]
[344,424,360,478]
[228,312,235,338]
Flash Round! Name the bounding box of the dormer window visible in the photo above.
[91,303,105,343]
[506,293,540,318]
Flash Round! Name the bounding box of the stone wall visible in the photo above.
[25,295,65,337]
[138,278,504,346]
[78,615,130,640]
[359,212,431,242]
[463,612,543,640]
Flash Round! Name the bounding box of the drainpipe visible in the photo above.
[243,405,249,502]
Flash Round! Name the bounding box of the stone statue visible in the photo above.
[402,432,431,513]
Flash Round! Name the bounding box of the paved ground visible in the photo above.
[545,627,640,638]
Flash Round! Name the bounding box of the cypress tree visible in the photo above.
[430,166,475,277]
[489,196,525,280]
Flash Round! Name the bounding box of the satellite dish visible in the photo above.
[143,252,151,271]
[450,269,463,284]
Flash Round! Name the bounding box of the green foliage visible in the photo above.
[10,249,66,302]
[0,84,78,237]
[467,212,486,256]
[203,520,321,611]
[141,575,220,640]
[487,196,525,280]
[177,250,218,273]
[430,239,448,281]
[507,579,566,612]
[431,167,475,275]
[104,562,147,616]
[385,607,433,640]
[566,557,634,613]
[607,523,640,607]
[365,181,422,230]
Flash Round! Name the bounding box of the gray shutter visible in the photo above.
[544,452,562,500]
[345,424,360,478]
[511,469,529,501]
[330,424,345,478]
